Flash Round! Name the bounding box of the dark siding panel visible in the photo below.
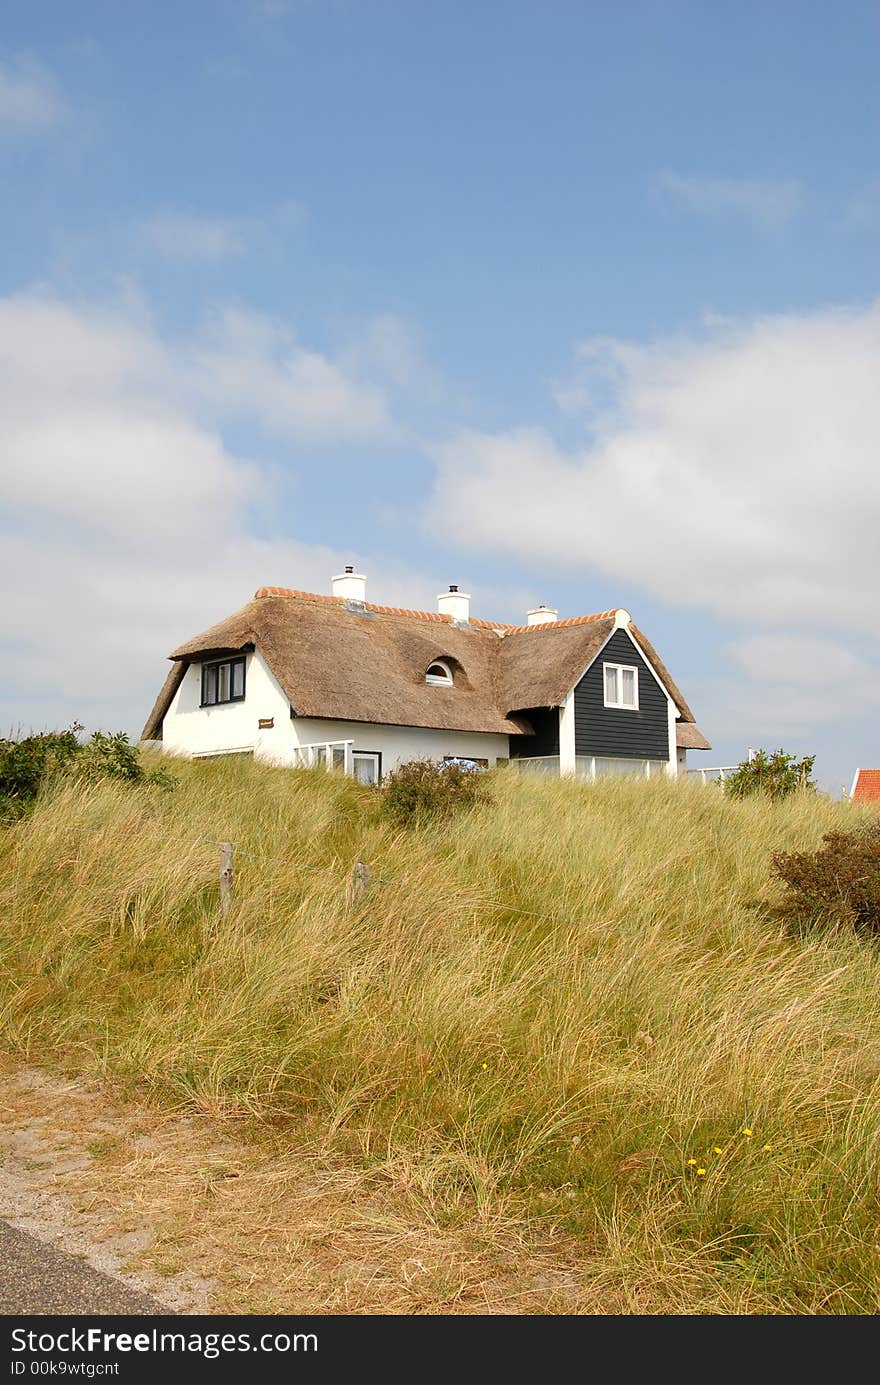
[574,629,669,760]
[509,707,560,758]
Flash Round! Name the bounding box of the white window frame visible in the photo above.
[352,751,382,784]
[425,659,454,687]
[603,661,639,711]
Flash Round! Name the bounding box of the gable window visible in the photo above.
[425,660,454,687]
[201,656,246,707]
[603,662,639,710]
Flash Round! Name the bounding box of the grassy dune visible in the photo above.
[1,756,879,1313]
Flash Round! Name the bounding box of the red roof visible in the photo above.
[852,769,880,804]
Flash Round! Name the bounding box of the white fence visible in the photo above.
[510,755,561,775]
[291,739,355,774]
[512,756,670,780]
[686,765,738,785]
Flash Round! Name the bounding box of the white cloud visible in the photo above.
[0,54,66,135]
[141,212,248,262]
[427,303,880,636]
[725,635,869,690]
[657,172,802,229]
[0,291,431,735]
[186,306,398,444]
[710,635,880,741]
[138,200,307,264]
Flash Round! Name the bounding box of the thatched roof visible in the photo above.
[676,722,712,750]
[142,662,186,744]
[499,618,616,710]
[142,587,703,742]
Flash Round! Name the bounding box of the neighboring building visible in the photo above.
[142,570,711,784]
[850,769,880,804]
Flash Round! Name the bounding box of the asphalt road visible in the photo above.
[0,1220,166,1315]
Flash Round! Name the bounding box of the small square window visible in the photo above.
[201,656,246,707]
[603,661,639,710]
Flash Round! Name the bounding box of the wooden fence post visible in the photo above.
[346,860,371,909]
[219,842,234,917]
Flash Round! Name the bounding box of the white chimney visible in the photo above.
[437,584,470,623]
[331,566,367,603]
[526,604,558,626]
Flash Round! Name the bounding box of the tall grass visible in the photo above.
[1,756,879,1312]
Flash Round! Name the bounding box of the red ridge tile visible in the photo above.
[253,586,615,633]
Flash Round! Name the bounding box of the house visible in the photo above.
[850,769,880,805]
[141,570,711,783]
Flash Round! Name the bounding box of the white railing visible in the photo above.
[512,756,670,780]
[510,755,562,775]
[291,739,355,774]
[687,765,738,785]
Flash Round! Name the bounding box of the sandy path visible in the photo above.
[0,1063,592,1315]
[0,1066,215,1312]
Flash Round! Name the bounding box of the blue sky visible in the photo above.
[2,0,879,790]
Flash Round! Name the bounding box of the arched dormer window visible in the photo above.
[426,659,454,687]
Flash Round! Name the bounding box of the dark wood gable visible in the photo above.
[573,628,669,760]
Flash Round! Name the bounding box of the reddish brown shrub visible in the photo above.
[771,821,880,933]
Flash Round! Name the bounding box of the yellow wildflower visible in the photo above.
[713,1146,723,1154]
[687,1158,698,1166]
[762,1143,772,1152]
[481,1062,488,1070]
[742,1128,753,1138]
[697,1168,707,1176]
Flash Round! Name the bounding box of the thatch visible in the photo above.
[141,662,186,742]
[498,619,616,712]
[628,623,695,723]
[143,593,529,739]
[142,590,702,742]
[676,722,712,751]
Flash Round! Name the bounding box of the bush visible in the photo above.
[771,822,880,933]
[0,726,83,819]
[77,730,176,790]
[724,748,816,802]
[381,757,492,828]
[0,725,174,819]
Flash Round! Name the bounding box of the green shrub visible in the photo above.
[771,821,880,932]
[381,758,492,828]
[0,725,174,819]
[724,748,815,802]
[0,726,83,818]
[77,730,174,791]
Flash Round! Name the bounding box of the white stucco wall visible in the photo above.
[160,650,510,774]
[161,650,292,761]
[286,717,509,774]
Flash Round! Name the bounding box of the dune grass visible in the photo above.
[1,755,879,1313]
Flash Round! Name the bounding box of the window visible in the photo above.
[201,656,246,707]
[603,661,639,710]
[426,660,454,687]
[352,751,382,784]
